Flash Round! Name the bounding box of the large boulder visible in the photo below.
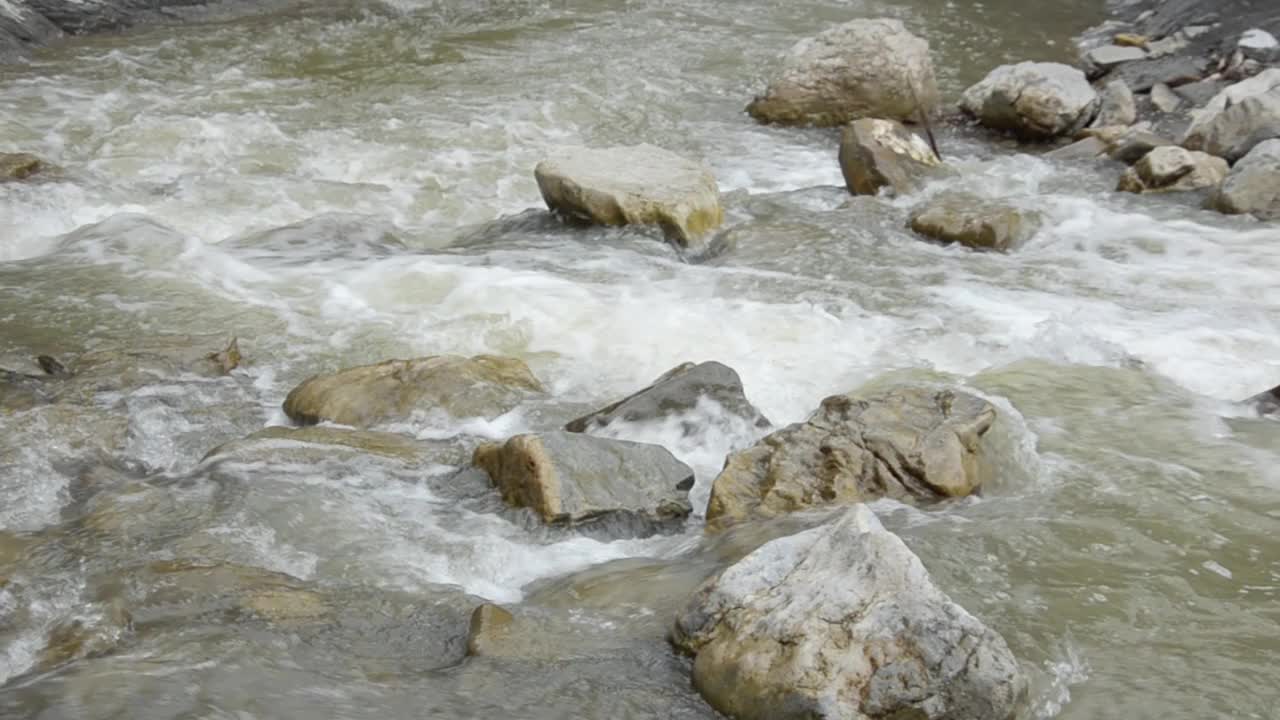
[534,144,723,251]
[565,361,771,434]
[1212,139,1280,220]
[283,355,543,428]
[746,19,938,127]
[960,62,1099,139]
[705,386,995,529]
[472,431,694,537]
[671,505,1028,720]
[1182,91,1280,162]
[838,118,943,196]
[1116,146,1228,193]
[907,193,1041,252]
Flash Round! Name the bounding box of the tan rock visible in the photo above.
[1117,146,1228,193]
[534,144,723,250]
[283,354,543,428]
[838,118,942,196]
[705,386,995,529]
[908,192,1042,252]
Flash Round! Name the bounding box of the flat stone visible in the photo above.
[535,144,724,250]
[1150,82,1183,113]
[908,192,1043,252]
[1113,55,1209,92]
[1088,44,1148,68]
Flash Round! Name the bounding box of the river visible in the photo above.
[1,1,1278,718]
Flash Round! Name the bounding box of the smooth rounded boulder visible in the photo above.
[1116,146,1228,193]
[671,505,1028,720]
[283,355,544,428]
[746,18,938,127]
[534,144,723,251]
[839,118,943,196]
[705,386,995,529]
[960,62,1099,139]
[472,431,694,537]
[908,192,1042,252]
[1212,139,1280,220]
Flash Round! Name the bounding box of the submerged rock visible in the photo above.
[960,62,1099,139]
[1091,79,1138,127]
[908,193,1042,252]
[746,18,938,127]
[1246,384,1280,417]
[0,152,45,181]
[1182,91,1280,162]
[566,361,770,435]
[202,425,465,466]
[1212,139,1280,220]
[1117,146,1228,193]
[838,118,943,197]
[472,431,693,537]
[534,144,723,251]
[671,505,1027,720]
[705,386,995,529]
[283,355,543,428]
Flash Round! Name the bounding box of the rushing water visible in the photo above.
[2,0,1279,718]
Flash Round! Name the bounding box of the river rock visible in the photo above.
[1182,91,1280,162]
[534,144,722,250]
[1195,69,1280,118]
[472,431,694,537]
[0,152,44,181]
[960,62,1099,139]
[1112,55,1208,93]
[202,425,466,467]
[283,354,543,428]
[565,361,771,435]
[746,18,938,127]
[670,505,1028,720]
[705,386,995,529]
[1046,136,1109,161]
[1107,127,1176,164]
[1246,384,1280,417]
[1091,79,1137,127]
[1212,139,1280,220]
[1150,82,1182,113]
[1117,146,1228,193]
[908,193,1041,252]
[838,118,942,196]
[1085,44,1147,74]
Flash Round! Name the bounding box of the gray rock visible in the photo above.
[1150,82,1183,113]
[838,118,943,196]
[472,431,694,537]
[908,192,1042,252]
[1117,146,1228,193]
[1245,384,1280,417]
[960,62,1099,139]
[1212,139,1280,220]
[1174,78,1226,108]
[283,355,544,428]
[1087,44,1148,71]
[705,385,995,529]
[1108,128,1176,164]
[746,18,938,127]
[1195,69,1280,119]
[565,361,771,435]
[534,144,723,250]
[1112,55,1209,92]
[1046,136,1109,161]
[1182,91,1280,162]
[1091,79,1138,127]
[671,505,1028,720]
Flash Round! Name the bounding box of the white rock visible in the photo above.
[961,62,1099,139]
[671,506,1028,720]
[1240,29,1279,50]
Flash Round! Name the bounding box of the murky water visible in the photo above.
[2,1,1279,718]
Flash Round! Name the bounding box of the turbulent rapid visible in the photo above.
[1,1,1278,718]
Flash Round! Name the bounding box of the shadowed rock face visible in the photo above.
[671,505,1028,720]
[838,118,944,197]
[706,386,996,529]
[564,361,771,435]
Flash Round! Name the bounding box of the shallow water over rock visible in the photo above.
[2,1,1279,718]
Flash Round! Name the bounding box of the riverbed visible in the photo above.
[1,1,1278,718]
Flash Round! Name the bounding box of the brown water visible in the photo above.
[2,1,1279,718]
